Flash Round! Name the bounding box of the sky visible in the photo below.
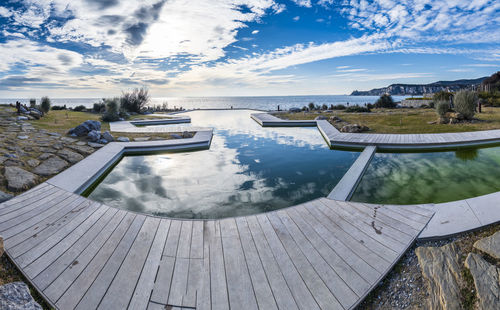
[0,0,499,98]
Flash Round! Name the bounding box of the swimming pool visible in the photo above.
[351,146,500,205]
[86,110,359,218]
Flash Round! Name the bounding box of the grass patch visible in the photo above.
[30,110,109,134]
[277,107,500,134]
[460,267,476,310]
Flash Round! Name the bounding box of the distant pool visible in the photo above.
[351,146,500,205]
[86,110,359,219]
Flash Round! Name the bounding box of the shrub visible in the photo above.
[120,87,150,113]
[73,105,87,112]
[331,104,346,110]
[308,102,316,110]
[454,90,477,119]
[428,101,435,109]
[374,94,396,108]
[40,96,51,113]
[345,106,371,113]
[51,105,67,110]
[321,104,328,110]
[101,98,121,122]
[366,103,374,110]
[435,100,450,117]
[433,91,453,102]
[93,102,106,113]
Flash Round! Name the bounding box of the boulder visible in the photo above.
[102,131,114,142]
[314,115,328,120]
[0,282,42,310]
[17,116,28,121]
[116,136,130,142]
[329,116,342,123]
[415,243,462,310]
[33,156,69,176]
[340,124,369,133]
[68,120,101,137]
[182,131,191,138]
[97,139,108,144]
[87,130,101,142]
[171,134,183,139]
[4,166,38,192]
[465,253,500,309]
[0,190,13,203]
[57,149,84,164]
[474,231,500,259]
[289,107,301,113]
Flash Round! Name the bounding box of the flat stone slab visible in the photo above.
[474,231,500,259]
[465,253,500,309]
[0,282,42,310]
[4,166,38,192]
[33,156,69,176]
[57,149,84,164]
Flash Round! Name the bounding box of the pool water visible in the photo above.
[87,110,359,219]
[351,146,500,205]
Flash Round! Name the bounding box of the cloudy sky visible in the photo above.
[0,0,499,98]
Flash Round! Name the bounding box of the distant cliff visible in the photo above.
[351,77,487,96]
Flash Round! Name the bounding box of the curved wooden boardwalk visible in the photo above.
[0,183,433,310]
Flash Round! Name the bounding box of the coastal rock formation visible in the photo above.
[33,156,69,176]
[474,231,500,259]
[465,253,500,309]
[4,166,38,192]
[0,282,42,310]
[415,243,462,310]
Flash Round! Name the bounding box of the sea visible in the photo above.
[0,95,408,111]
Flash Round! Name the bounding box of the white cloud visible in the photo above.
[251,30,259,34]
[293,16,300,21]
[0,6,12,17]
[291,0,312,7]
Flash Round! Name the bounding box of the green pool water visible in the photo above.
[351,146,500,205]
[86,110,359,219]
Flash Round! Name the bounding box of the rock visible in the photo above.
[33,156,69,176]
[17,116,28,121]
[97,139,108,144]
[88,142,104,148]
[415,243,462,310]
[340,124,369,133]
[289,108,301,112]
[76,141,86,146]
[102,131,114,142]
[465,253,500,309]
[329,116,342,123]
[57,149,84,164]
[87,130,101,142]
[4,166,38,192]
[315,115,328,120]
[0,236,3,257]
[171,134,183,139]
[474,231,500,259]
[3,159,23,167]
[134,137,150,141]
[182,131,191,138]
[66,144,94,155]
[0,190,13,203]
[17,135,29,140]
[47,132,61,137]
[0,282,42,310]
[68,120,101,136]
[38,153,53,160]
[60,137,77,143]
[116,136,130,142]
[26,159,40,167]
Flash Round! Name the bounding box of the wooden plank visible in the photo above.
[196,222,212,310]
[358,203,425,231]
[14,202,101,266]
[183,221,204,308]
[235,217,278,310]
[23,205,111,278]
[168,257,190,306]
[57,215,144,310]
[44,212,134,302]
[256,214,320,310]
[190,220,204,259]
[33,207,119,290]
[266,212,344,309]
[163,220,182,257]
[98,217,160,309]
[307,200,397,262]
[220,218,258,310]
[176,220,193,258]
[291,205,382,283]
[0,183,52,212]
[207,220,229,310]
[368,203,430,226]
[128,219,170,310]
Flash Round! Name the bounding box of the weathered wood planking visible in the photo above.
[0,183,433,310]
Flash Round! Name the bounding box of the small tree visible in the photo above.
[101,98,121,122]
[454,90,477,119]
[308,102,316,110]
[374,94,396,108]
[120,87,150,113]
[40,96,51,113]
[436,100,450,118]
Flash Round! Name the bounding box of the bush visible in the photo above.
[345,106,371,113]
[366,103,374,110]
[308,102,316,110]
[454,90,477,119]
[331,104,346,110]
[374,94,396,108]
[120,87,150,113]
[93,103,106,113]
[428,101,435,109]
[436,100,450,117]
[101,98,121,122]
[73,105,87,112]
[433,91,453,102]
[40,96,51,113]
[321,104,328,110]
[51,105,67,110]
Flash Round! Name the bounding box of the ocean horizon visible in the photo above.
[0,95,409,111]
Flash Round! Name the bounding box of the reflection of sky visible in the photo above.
[351,147,500,205]
[88,110,358,219]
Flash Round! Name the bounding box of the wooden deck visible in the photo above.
[0,183,434,310]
